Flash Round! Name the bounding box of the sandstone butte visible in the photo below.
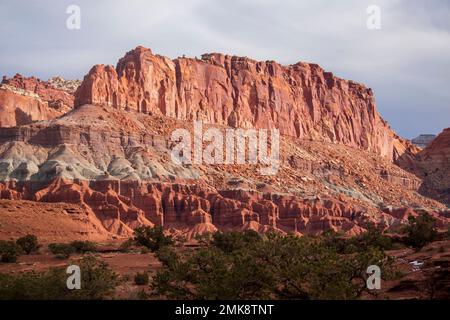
[0,46,448,240]
[74,46,417,162]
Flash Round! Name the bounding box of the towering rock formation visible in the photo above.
[75,46,413,161]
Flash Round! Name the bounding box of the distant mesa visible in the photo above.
[411,134,436,148]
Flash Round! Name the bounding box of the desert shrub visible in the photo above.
[211,230,261,253]
[152,233,393,300]
[321,230,348,252]
[49,242,97,258]
[350,224,393,252]
[70,256,118,299]
[140,247,149,254]
[134,272,149,285]
[48,243,76,259]
[321,226,393,254]
[133,226,174,252]
[424,268,450,300]
[119,238,134,252]
[174,234,188,245]
[403,213,438,250]
[70,241,97,253]
[0,256,117,300]
[0,240,22,263]
[135,289,149,300]
[193,232,214,246]
[0,270,61,299]
[16,235,40,254]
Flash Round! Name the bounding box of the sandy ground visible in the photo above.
[0,199,109,242]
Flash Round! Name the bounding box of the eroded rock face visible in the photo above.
[0,74,77,127]
[75,46,413,161]
[2,74,76,110]
[0,87,57,128]
[415,128,450,204]
[2,178,447,238]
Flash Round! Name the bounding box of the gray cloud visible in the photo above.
[0,0,449,138]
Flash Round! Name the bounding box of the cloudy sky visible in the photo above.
[1,0,449,138]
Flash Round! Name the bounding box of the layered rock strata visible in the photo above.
[75,46,415,161]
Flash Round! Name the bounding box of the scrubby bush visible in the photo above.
[0,256,117,300]
[70,241,97,253]
[1,235,41,262]
[211,230,261,253]
[135,289,149,300]
[348,224,393,252]
[48,241,96,259]
[0,240,22,263]
[71,256,118,299]
[16,235,40,254]
[119,238,134,252]
[321,226,394,254]
[48,243,76,259]
[134,272,149,285]
[133,226,174,252]
[194,232,214,245]
[403,213,438,250]
[174,234,188,245]
[152,232,394,300]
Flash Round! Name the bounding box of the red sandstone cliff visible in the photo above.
[0,74,77,127]
[75,46,413,161]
